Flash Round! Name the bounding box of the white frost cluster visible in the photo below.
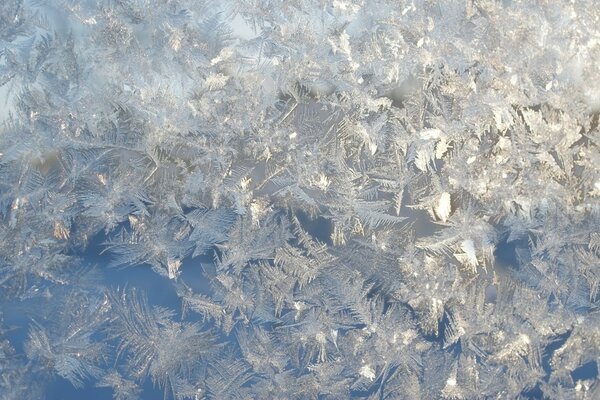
[0,0,599,399]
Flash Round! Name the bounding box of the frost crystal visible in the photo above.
[1,0,599,399]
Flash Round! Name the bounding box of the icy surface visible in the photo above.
[1,1,599,399]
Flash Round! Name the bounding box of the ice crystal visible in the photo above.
[1,0,599,399]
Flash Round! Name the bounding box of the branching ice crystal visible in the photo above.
[0,0,599,399]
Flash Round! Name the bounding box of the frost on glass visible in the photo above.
[0,0,599,399]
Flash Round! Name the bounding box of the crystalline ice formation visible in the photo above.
[0,0,599,399]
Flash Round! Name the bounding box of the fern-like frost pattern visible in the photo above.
[0,0,599,399]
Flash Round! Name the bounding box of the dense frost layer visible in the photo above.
[1,0,599,399]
